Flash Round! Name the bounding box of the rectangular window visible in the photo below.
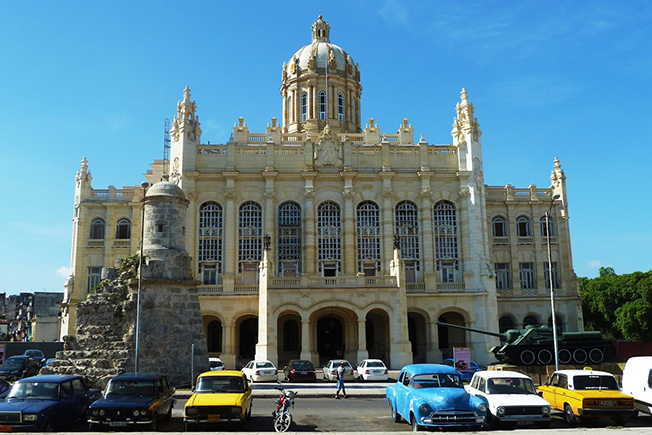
[405,261,418,284]
[544,262,561,289]
[87,266,102,290]
[241,262,258,285]
[495,263,510,289]
[519,262,536,289]
[440,261,455,282]
[202,264,218,285]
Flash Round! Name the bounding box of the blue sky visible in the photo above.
[1,0,650,294]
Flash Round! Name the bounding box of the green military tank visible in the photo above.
[436,321,616,366]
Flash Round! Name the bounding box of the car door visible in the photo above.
[539,374,558,409]
[394,371,412,419]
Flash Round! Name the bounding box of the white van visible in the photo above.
[622,356,652,415]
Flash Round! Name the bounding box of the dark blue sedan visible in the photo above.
[0,374,101,432]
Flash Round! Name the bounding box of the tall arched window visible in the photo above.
[356,201,381,275]
[199,201,223,284]
[238,201,262,283]
[434,201,458,282]
[317,201,341,276]
[516,216,531,237]
[278,201,302,277]
[318,90,327,120]
[300,92,308,122]
[540,216,556,237]
[90,218,105,240]
[523,315,539,327]
[499,316,515,333]
[395,201,420,282]
[337,92,345,122]
[115,218,131,239]
[492,216,507,237]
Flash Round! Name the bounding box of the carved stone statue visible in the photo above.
[314,124,342,167]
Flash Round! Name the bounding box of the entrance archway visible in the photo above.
[408,312,427,363]
[437,312,466,360]
[317,316,343,364]
[366,309,390,365]
[277,312,301,367]
[238,317,258,361]
[207,319,223,353]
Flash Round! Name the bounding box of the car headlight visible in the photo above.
[91,409,99,416]
[99,410,106,416]
[542,406,550,415]
[133,410,140,416]
[418,404,430,415]
[186,407,198,416]
[23,414,37,422]
[478,403,487,413]
[231,407,242,415]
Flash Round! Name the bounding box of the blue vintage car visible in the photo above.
[0,374,101,432]
[386,364,488,431]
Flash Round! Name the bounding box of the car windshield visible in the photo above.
[197,376,245,393]
[412,373,463,389]
[366,361,385,368]
[24,350,43,357]
[256,362,275,369]
[573,375,619,390]
[486,377,537,394]
[333,361,351,368]
[210,360,223,368]
[292,361,314,369]
[2,357,23,368]
[8,382,59,400]
[106,380,156,397]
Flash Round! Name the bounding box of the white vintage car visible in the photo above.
[466,370,551,428]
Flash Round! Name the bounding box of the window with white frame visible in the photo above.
[317,201,341,275]
[395,201,420,282]
[198,201,223,282]
[356,201,381,275]
[516,216,531,237]
[540,216,556,237]
[278,201,302,277]
[115,218,131,239]
[544,262,561,289]
[87,266,102,290]
[90,218,105,239]
[318,90,327,120]
[519,262,536,289]
[337,92,345,122]
[434,201,458,281]
[238,201,262,273]
[495,263,510,289]
[492,217,507,237]
[300,92,308,122]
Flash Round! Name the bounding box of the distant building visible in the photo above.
[60,16,582,367]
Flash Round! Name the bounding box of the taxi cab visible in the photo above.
[537,369,636,426]
[184,370,252,430]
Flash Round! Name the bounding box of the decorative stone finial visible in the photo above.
[183,86,191,103]
[312,15,330,43]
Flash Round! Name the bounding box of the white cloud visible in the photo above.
[379,0,410,27]
[587,260,602,269]
[55,266,70,278]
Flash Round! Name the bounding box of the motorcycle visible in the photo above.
[272,384,298,432]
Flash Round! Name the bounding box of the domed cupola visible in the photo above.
[280,16,363,135]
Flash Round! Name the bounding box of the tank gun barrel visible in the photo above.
[435,321,505,339]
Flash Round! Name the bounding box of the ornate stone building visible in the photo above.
[60,16,582,368]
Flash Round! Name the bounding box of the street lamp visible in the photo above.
[135,181,149,374]
[546,192,561,370]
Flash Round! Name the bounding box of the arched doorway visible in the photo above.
[207,319,223,353]
[499,315,515,334]
[437,312,466,360]
[238,317,258,361]
[366,309,390,365]
[408,312,427,363]
[277,312,301,366]
[317,316,343,365]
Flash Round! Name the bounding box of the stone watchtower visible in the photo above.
[137,180,209,384]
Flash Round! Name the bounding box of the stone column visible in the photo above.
[341,171,357,275]
[302,172,317,275]
[419,188,434,276]
[380,172,396,274]
[255,249,276,366]
[223,173,239,291]
[356,318,368,363]
[300,318,311,360]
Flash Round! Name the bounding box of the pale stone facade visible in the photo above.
[60,16,582,368]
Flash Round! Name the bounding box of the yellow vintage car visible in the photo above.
[537,369,636,426]
[183,370,253,430]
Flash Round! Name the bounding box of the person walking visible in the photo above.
[335,361,348,399]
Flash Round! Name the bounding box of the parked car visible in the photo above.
[441,358,483,382]
[622,356,652,415]
[210,357,225,371]
[466,370,551,427]
[537,369,636,426]
[88,372,176,430]
[283,359,317,382]
[184,370,253,430]
[356,359,389,381]
[241,360,278,382]
[386,363,488,431]
[22,349,46,364]
[0,378,10,399]
[0,355,41,381]
[322,359,355,382]
[0,374,100,432]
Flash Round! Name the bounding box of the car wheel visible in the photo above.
[411,415,423,432]
[564,403,578,426]
[391,402,402,423]
[43,418,56,433]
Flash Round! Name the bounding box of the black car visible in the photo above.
[283,359,317,382]
[88,372,176,430]
[0,356,41,381]
[0,374,101,432]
